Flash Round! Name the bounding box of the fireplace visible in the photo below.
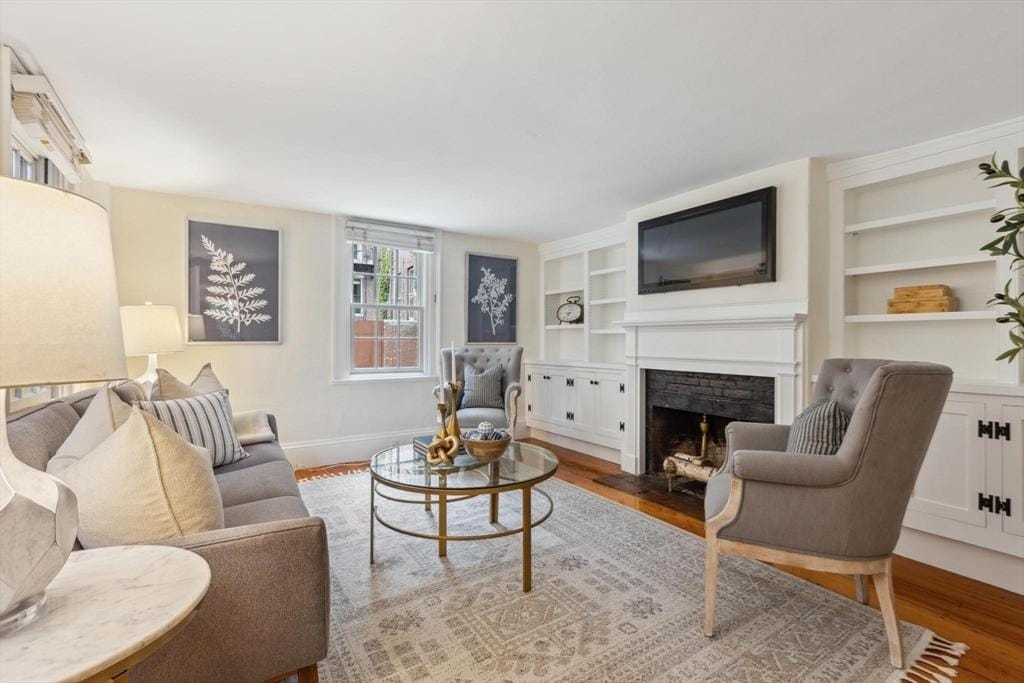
[645,370,774,477]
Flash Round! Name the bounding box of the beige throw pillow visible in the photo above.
[232,410,276,446]
[48,386,133,477]
[151,363,225,400]
[58,410,225,549]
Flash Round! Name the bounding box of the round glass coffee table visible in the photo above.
[370,441,558,592]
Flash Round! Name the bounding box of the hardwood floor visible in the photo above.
[295,438,1024,682]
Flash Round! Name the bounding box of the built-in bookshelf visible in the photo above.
[828,125,1023,386]
[539,227,627,366]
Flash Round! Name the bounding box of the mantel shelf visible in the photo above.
[844,311,998,323]
[589,266,626,276]
[844,254,996,276]
[844,199,997,234]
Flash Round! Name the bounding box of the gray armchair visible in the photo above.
[434,346,523,432]
[703,359,953,669]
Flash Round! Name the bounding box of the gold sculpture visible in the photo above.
[427,396,462,466]
[446,381,463,439]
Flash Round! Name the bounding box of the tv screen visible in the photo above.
[638,186,776,294]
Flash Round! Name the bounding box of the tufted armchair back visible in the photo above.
[811,358,890,415]
[441,346,523,391]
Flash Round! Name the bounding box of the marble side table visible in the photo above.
[0,545,210,682]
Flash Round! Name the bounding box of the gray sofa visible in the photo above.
[6,388,329,682]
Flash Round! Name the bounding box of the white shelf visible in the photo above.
[544,286,584,296]
[545,324,584,331]
[589,266,626,276]
[844,254,996,276]
[590,328,626,335]
[844,311,998,323]
[590,297,626,306]
[844,200,996,234]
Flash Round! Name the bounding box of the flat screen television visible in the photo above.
[638,186,776,294]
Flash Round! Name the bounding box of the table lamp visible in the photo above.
[120,303,183,388]
[0,177,128,632]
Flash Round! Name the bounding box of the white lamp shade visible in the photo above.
[120,305,183,356]
[0,178,128,388]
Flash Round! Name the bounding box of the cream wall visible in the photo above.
[109,187,538,466]
[624,158,814,320]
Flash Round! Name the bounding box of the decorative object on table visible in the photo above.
[426,402,462,466]
[462,421,512,463]
[0,177,128,632]
[467,253,517,343]
[704,359,953,669]
[120,302,183,390]
[977,155,1023,363]
[187,219,280,343]
[446,380,464,439]
[664,414,717,491]
[434,346,523,431]
[0,545,210,683]
[885,284,958,314]
[151,362,225,400]
[556,295,584,325]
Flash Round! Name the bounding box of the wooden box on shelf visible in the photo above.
[887,284,959,314]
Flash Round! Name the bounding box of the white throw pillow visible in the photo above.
[58,410,225,548]
[48,386,133,477]
[232,410,276,446]
[151,363,225,400]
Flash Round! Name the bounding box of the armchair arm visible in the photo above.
[733,449,854,487]
[133,517,329,682]
[504,382,522,428]
[266,413,279,440]
[723,422,791,468]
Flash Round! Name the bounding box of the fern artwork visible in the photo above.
[978,156,1023,363]
[466,253,517,343]
[188,220,280,343]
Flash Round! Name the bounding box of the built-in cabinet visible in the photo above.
[525,363,627,450]
[531,226,629,452]
[828,120,1024,562]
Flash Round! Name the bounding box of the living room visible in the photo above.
[1,1,1022,682]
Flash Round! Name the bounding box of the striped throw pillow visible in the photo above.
[137,390,247,467]
[786,399,850,455]
[461,365,504,409]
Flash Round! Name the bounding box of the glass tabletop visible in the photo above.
[370,441,558,491]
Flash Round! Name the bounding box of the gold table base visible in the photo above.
[369,466,555,593]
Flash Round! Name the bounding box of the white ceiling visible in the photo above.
[2,1,1022,241]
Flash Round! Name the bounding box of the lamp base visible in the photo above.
[0,591,47,636]
[131,353,160,395]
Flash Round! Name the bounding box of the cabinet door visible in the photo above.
[996,402,1024,538]
[526,370,550,423]
[574,376,597,432]
[907,399,989,528]
[595,375,627,440]
[548,371,577,426]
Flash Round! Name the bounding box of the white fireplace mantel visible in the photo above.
[618,312,807,474]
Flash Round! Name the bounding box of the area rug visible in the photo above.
[299,472,966,682]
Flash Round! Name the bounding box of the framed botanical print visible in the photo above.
[187,219,281,343]
[466,252,517,344]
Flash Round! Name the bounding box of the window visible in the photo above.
[350,244,425,373]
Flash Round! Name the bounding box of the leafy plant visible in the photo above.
[201,234,272,333]
[471,266,514,335]
[978,156,1024,362]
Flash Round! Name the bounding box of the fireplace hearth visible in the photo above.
[645,369,774,480]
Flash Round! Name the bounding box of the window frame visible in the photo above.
[333,225,439,382]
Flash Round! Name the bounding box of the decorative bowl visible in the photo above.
[462,436,511,462]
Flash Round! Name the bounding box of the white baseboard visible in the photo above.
[896,527,1024,594]
[527,427,621,464]
[282,426,435,469]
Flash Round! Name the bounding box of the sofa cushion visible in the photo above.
[152,363,225,400]
[138,390,247,467]
[59,411,225,548]
[224,495,309,528]
[6,401,80,471]
[214,440,289,473]
[48,386,133,476]
[216,461,301,508]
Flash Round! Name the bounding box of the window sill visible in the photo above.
[331,373,439,385]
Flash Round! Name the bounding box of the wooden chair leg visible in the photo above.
[854,574,869,604]
[703,535,719,637]
[296,663,319,683]
[872,560,903,669]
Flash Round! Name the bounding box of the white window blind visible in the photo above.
[345,219,436,254]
